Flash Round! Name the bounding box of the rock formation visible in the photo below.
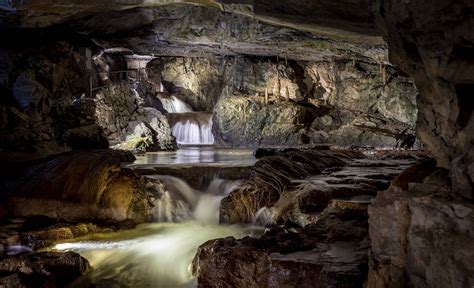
[2,150,162,223]
[364,1,474,287]
[0,1,472,287]
[374,0,473,194]
[0,252,89,288]
[193,198,372,288]
[368,160,474,287]
[94,83,176,152]
[146,56,418,148]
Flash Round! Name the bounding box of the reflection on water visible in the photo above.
[131,146,256,167]
[54,222,261,288]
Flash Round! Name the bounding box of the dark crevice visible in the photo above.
[455,84,474,128]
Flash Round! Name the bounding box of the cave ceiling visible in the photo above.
[0,0,387,62]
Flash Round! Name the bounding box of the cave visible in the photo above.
[0,1,472,287]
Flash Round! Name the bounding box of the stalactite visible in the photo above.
[276,63,281,98]
[276,77,281,98]
[182,57,188,74]
[265,87,269,105]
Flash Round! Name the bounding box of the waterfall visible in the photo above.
[148,175,240,224]
[158,95,193,113]
[169,112,215,145]
[156,92,215,145]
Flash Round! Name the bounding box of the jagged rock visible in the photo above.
[115,122,161,152]
[219,149,361,223]
[0,42,101,156]
[214,96,317,147]
[94,83,176,151]
[368,160,474,288]
[375,0,474,196]
[0,252,89,288]
[2,3,385,62]
[146,57,417,148]
[257,152,419,227]
[142,55,417,149]
[193,205,370,288]
[2,150,162,223]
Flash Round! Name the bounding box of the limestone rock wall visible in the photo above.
[367,2,474,286]
[0,42,176,157]
[147,56,418,148]
[375,0,473,196]
[368,161,474,287]
[0,41,108,157]
[93,83,176,152]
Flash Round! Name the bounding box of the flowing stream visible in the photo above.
[52,150,261,287]
[59,222,258,287]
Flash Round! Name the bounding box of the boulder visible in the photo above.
[214,96,316,147]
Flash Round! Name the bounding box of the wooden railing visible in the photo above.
[88,68,146,97]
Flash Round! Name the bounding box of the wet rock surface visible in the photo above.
[219,149,361,223]
[220,148,423,224]
[194,150,425,287]
[269,153,423,227]
[1,149,163,224]
[0,251,89,288]
[193,204,370,288]
[0,217,115,253]
[137,166,253,191]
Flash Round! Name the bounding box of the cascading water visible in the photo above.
[156,93,215,145]
[158,95,193,113]
[52,176,260,288]
[169,113,215,145]
[149,175,240,224]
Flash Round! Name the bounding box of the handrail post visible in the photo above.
[89,73,93,98]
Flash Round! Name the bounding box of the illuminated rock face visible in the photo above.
[0,2,413,154]
[3,150,162,223]
[146,56,418,148]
